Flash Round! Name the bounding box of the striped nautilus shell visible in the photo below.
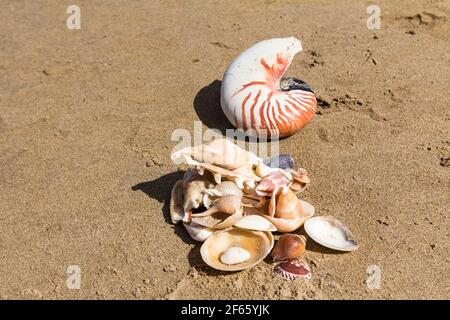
[220,37,317,139]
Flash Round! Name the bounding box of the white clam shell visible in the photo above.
[235,214,277,232]
[221,37,317,139]
[304,216,359,252]
[170,180,185,224]
[220,246,251,265]
[183,222,214,242]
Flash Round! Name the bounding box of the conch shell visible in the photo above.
[221,37,317,139]
[171,138,261,170]
[171,138,262,189]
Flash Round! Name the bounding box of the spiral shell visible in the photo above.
[221,37,317,139]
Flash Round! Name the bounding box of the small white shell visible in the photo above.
[220,246,251,265]
[183,222,214,242]
[235,214,277,232]
[304,216,359,252]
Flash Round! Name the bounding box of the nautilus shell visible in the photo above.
[221,37,317,139]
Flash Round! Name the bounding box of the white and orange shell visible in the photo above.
[221,37,317,139]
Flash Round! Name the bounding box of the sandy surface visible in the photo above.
[0,0,449,299]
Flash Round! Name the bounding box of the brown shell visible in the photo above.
[272,234,307,261]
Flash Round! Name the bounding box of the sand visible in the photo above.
[0,0,449,299]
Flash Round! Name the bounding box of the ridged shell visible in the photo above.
[221,37,317,139]
[274,258,312,281]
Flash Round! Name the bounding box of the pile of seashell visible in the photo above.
[170,138,358,280]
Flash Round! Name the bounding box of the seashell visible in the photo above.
[221,37,317,139]
[171,138,261,170]
[259,187,315,232]
[255,161,277,178]
[183,222,214,242]
[182,169,216,212]
[235,214,277,232]
[269,186,305,219]
[262,199,314,233]
[194,161,261,190]
[304,216,359,252]
[200,228,273,271]
[189,195,243,229]
[271,234,306,262]
[290,167,310,184]
[274,258,312,281]
[255,171,290,196]
[170,180,185,224]
[264,154,295,170]
[220,246,251,265]
[203,181,242,208]
[212,181,243,198]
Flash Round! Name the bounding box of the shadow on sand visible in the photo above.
[132,171,239,273]
[193,80,234,136]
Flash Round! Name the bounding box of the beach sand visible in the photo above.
[0,0,449,299]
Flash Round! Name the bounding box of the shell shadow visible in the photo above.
[131,171,197,245]
[193,80,235,136]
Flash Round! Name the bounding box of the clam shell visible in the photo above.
[183,222,214,242]
[235,214,277,232]
[220,247,251,265]
[170,180,185,224]
[304,216,359,252]
[200,228,273,271]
